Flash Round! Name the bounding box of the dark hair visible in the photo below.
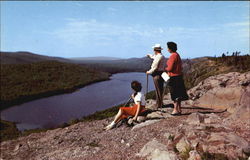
[131,81,142,93]
[167,42,177,52]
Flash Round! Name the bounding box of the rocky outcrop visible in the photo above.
[1,72,250,160]
[187,72,250,113]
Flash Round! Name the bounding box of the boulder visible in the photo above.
[137,116,147,122]
[176,137,191,153]
[186,113,204,125]
[147,111,165,119]
[146,100,157,110]
[132,120,161,130]
[226,85,250,123]
[137,139,178,160]
[204,113,221,124]
[207,132,250,157]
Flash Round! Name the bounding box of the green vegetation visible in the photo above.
[201,152,229,160]
[168,135,175,141]
[0,61,110,110]
[0,119,20,142]
[0,118,54,142]
[184,54,250,90]
[80,105,121,122]
[87,140,101,147]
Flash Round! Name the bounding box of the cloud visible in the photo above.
[49,19,166,47]
[107,7,118,12]
[226,21,249,27]
[74,2,84,7]
[46,18,249,53]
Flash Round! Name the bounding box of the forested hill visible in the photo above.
[0,51,72,64]
[0,51,153,74]
[0,61,110,110]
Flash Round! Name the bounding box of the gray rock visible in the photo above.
[126,143,130,147]
[132,120,161,130]
[186,113,204,125]
[137,139,178,160]
[146,100,157,110]
[188,150,201,160]
[147,111,165,119]
[204,113,221,124]
[121,139,125,144]
[208,132,249,154]
[243,144,250,156]
[176,137,191,153]
[137,116,147,122]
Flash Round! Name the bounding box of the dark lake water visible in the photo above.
[0,72,154,131]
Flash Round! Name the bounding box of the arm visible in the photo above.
[166,54,175,72]
[133,102,141,121]
[147,55,162,74]
[147,54,155,59]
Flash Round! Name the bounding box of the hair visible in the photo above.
[167,42,177,52]
[154,49,162,53]
[131,81,142,96]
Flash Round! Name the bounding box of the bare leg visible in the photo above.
[172,101,179,114]
[105,109,123,130]
[113,109,123,123]
[177,101,182,113]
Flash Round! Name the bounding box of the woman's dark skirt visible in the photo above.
[168,75,189,102]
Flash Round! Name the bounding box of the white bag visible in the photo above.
[161,72,170,82]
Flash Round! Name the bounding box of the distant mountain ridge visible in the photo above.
[0,51,72,64]
[69,56,123,61]
[0,51,154,74]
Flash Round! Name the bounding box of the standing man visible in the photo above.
[146,44,166,109]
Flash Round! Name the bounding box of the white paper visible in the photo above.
[161,72,170,82]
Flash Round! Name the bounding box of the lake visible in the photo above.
[0,72,154,131]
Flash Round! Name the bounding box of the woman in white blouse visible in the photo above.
[146,44,166,109]
[105,81,146,130]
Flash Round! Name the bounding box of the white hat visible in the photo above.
[152,44,163,50]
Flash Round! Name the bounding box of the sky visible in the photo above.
[1,1,249,59]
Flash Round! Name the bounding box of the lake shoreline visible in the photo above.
[1,71,149,111]
[0,89,156,142]
[0,76,111,111]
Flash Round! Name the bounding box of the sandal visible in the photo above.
[171,112,181,116]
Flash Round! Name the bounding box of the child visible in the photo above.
[104,81,146,130]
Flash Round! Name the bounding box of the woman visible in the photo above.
[104,81,146,130]
[165,42,188,115]
[146,44,166,109]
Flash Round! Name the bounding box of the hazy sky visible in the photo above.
[1,1,249,58]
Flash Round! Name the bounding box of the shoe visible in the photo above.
[171,112,181,116]
[104,123,115,130]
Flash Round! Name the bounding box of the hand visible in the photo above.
[132,117,137,121]
[146,71,150,75]
[131,94,135,99]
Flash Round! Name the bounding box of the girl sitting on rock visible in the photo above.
[104,81,146,130]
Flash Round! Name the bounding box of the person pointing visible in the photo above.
[146,44,166,109]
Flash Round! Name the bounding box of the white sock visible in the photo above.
[110,121,115,126]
